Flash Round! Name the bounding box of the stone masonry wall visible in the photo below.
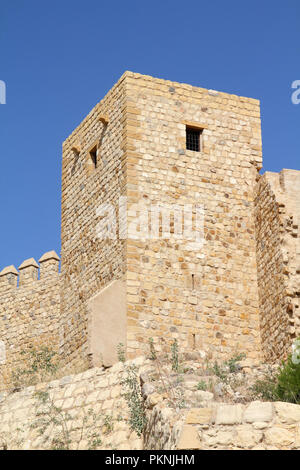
[124,72,263,363]
[255,169,300,362]
[146,400,300,450]
[0,252,61,392]
[60,74,128,373]
[266,170,300,340]
[0,357,147,450]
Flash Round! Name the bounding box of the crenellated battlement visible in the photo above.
[0,250,61,391]
[0,251,60,295]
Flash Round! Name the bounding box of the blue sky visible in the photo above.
[0,0,299,270]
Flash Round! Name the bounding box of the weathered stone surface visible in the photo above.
[0,70,299,452]
[235,425,263,448]
[252,422,269,430]
[186,408,212,424]
[216,431,234,446]
[0,358,147,450]
[244,401,273,423]
[195,391,214,402]
[177,425,201,449]
[275,402,300,424]
[264,427,294,447]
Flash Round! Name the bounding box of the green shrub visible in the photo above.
[117,343,126,363]
[275,356,300,404]
[208,353,246,384]
[252,341,300,404]
[226,353,246,373]
[12,346,59,390]
[122,364,147,437]
[31,389,103,450]
[171,339,180,373]
[251,368,278,401]
[148,337,157,361]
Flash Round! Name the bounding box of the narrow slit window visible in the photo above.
[186,127,202,152]
[90,146,97,169]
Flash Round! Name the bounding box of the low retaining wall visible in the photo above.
[0,358,148,450]
[1,357,299,450]
[146,400,300,450]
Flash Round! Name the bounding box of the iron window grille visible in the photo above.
[186,127,203,152]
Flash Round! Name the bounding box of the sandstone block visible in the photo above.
[186,408,212,424]
[244,401,273,423]
[177,425,201,449]
[274,402,300,424]
[236,425,263,448]
[215,404,243,425]
[264,427,294,447]
[195,390,214,402]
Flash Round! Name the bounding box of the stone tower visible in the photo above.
[60,71,264,371]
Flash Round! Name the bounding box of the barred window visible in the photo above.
[186,127,202,152]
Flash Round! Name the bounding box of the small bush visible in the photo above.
[251,368,278,401]
[31,389,103,450]
[148,338,157,361]
[208,353,246,384]
[171,339,180,373]
[122,364,147,437]
[252,340,300,405]
[197,380,207,391]
[117,343,126,363]
[12,346,59,390]
[226,353,246,373]
[275,356,300,404]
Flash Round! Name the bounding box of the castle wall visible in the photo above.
[0,255,61,391]
[60,74,128,372]
[1,72,298,390]
[124,72,263,363]
[272,170,300,339]
[255,169,300,362]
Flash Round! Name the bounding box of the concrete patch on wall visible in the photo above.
[87,280,126,367]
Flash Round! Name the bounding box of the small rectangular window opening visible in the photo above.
[90,146,97,169]
[186,127,203,152]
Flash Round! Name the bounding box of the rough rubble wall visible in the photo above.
[0,358,146,450]
[60,74,128,373]
[269,170,300,340]
[255,169,300,362]
[0,259,61,392]
[124,72,263,363]
[1,359,300,451]
[146,401,300,450]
